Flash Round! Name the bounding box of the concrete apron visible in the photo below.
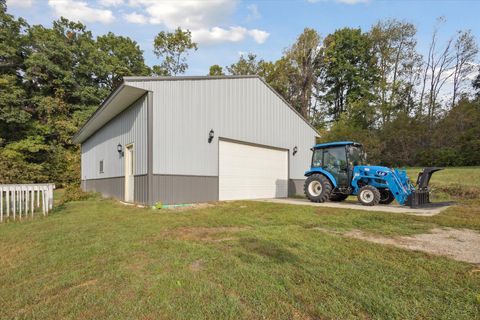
[255,198,452,216]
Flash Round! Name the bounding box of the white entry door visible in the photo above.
[124,144,134,202]
[219,140,288,201]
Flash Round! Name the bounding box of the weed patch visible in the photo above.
[60,185,97,204]
[432,183,480,199]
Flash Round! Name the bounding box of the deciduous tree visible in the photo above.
[284,28,323,119]
[0,4,30,140]
[208,64,224,76]
[419,18,455,121]
[451,30,478,107]
[474,68,480,95]
[97,32,151,89]
[153,28,197,76]
[319,28,379,128]
[369,19,420,122]
[226,53,264,75]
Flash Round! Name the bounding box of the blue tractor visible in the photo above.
[304,141,442,207]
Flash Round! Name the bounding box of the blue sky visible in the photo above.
[6,0,480,75]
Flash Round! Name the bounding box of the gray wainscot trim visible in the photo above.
[82,175,148,204]
[82,176,305,204]
[288,179,306,196]
[150,174,219,205]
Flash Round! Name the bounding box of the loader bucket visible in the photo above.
[406,167,443,208]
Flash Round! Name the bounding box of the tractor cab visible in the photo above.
[310,141,365,189]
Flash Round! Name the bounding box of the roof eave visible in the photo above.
[72,82,148,144]
[123,75,260,82]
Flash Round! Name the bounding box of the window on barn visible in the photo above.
[99,160,104,174]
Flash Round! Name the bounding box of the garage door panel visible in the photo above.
[219,140,288,200]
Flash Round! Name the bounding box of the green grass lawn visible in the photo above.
[406,166,480,202]
[406,166,480,188]
[0,167,479,319]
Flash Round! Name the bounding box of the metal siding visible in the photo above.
[81,94,148,180]
[134,175,148,204]
[82,175,148,204]
[288,179,306,196]
[150,175,218,205]
[128,78,317,180]
[83,177,124,200]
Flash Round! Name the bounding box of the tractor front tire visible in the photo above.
[329,193,349,202]
[304,174,332,203]
[357,185,381,206]
[379,189,395,205]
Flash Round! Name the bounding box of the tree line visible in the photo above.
[0,3,195,184]
[210,20,480,167]
[1,2,479,185]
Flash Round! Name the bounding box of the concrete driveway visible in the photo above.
[255,198,452,216]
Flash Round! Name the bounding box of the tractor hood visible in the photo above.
[354,165,396,177]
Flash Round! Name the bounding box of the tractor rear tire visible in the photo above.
[379,189,395,205]
[329,193,349,202]
[304,174,332,203]
[357,185,381,206]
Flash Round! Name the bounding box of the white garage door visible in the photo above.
[219,140,288,200]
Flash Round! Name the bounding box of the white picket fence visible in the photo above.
[0,184,55,223]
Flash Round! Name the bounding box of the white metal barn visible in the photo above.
[73,76,319,205]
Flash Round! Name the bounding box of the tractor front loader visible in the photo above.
[303,141,443,207]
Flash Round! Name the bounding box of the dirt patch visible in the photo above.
[73,279,98,288]
[162,202,219,212]
[0,242,35,269]
[125,252,154,273]
[14,278,99,317]
[343,228,480,264]
[163,226,251,242]
[291,308,313,320]
[189,259,204,272]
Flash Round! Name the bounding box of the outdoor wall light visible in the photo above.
[208,129,214,143]
[117,143,124,156]
[293,146,298,156]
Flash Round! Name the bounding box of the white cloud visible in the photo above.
[129,0,237,29]
[48,0,115,23]
[248,29,269,44]
[99,0,124,6]
[246,4,261,21]
[192,27,248,44]
[6,0,34,8]
[192,26,269,44]
[123,0,269,45]
[124,12,147,24]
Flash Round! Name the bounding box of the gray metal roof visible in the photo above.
[123,75,260,82]
[73,75,319,144]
